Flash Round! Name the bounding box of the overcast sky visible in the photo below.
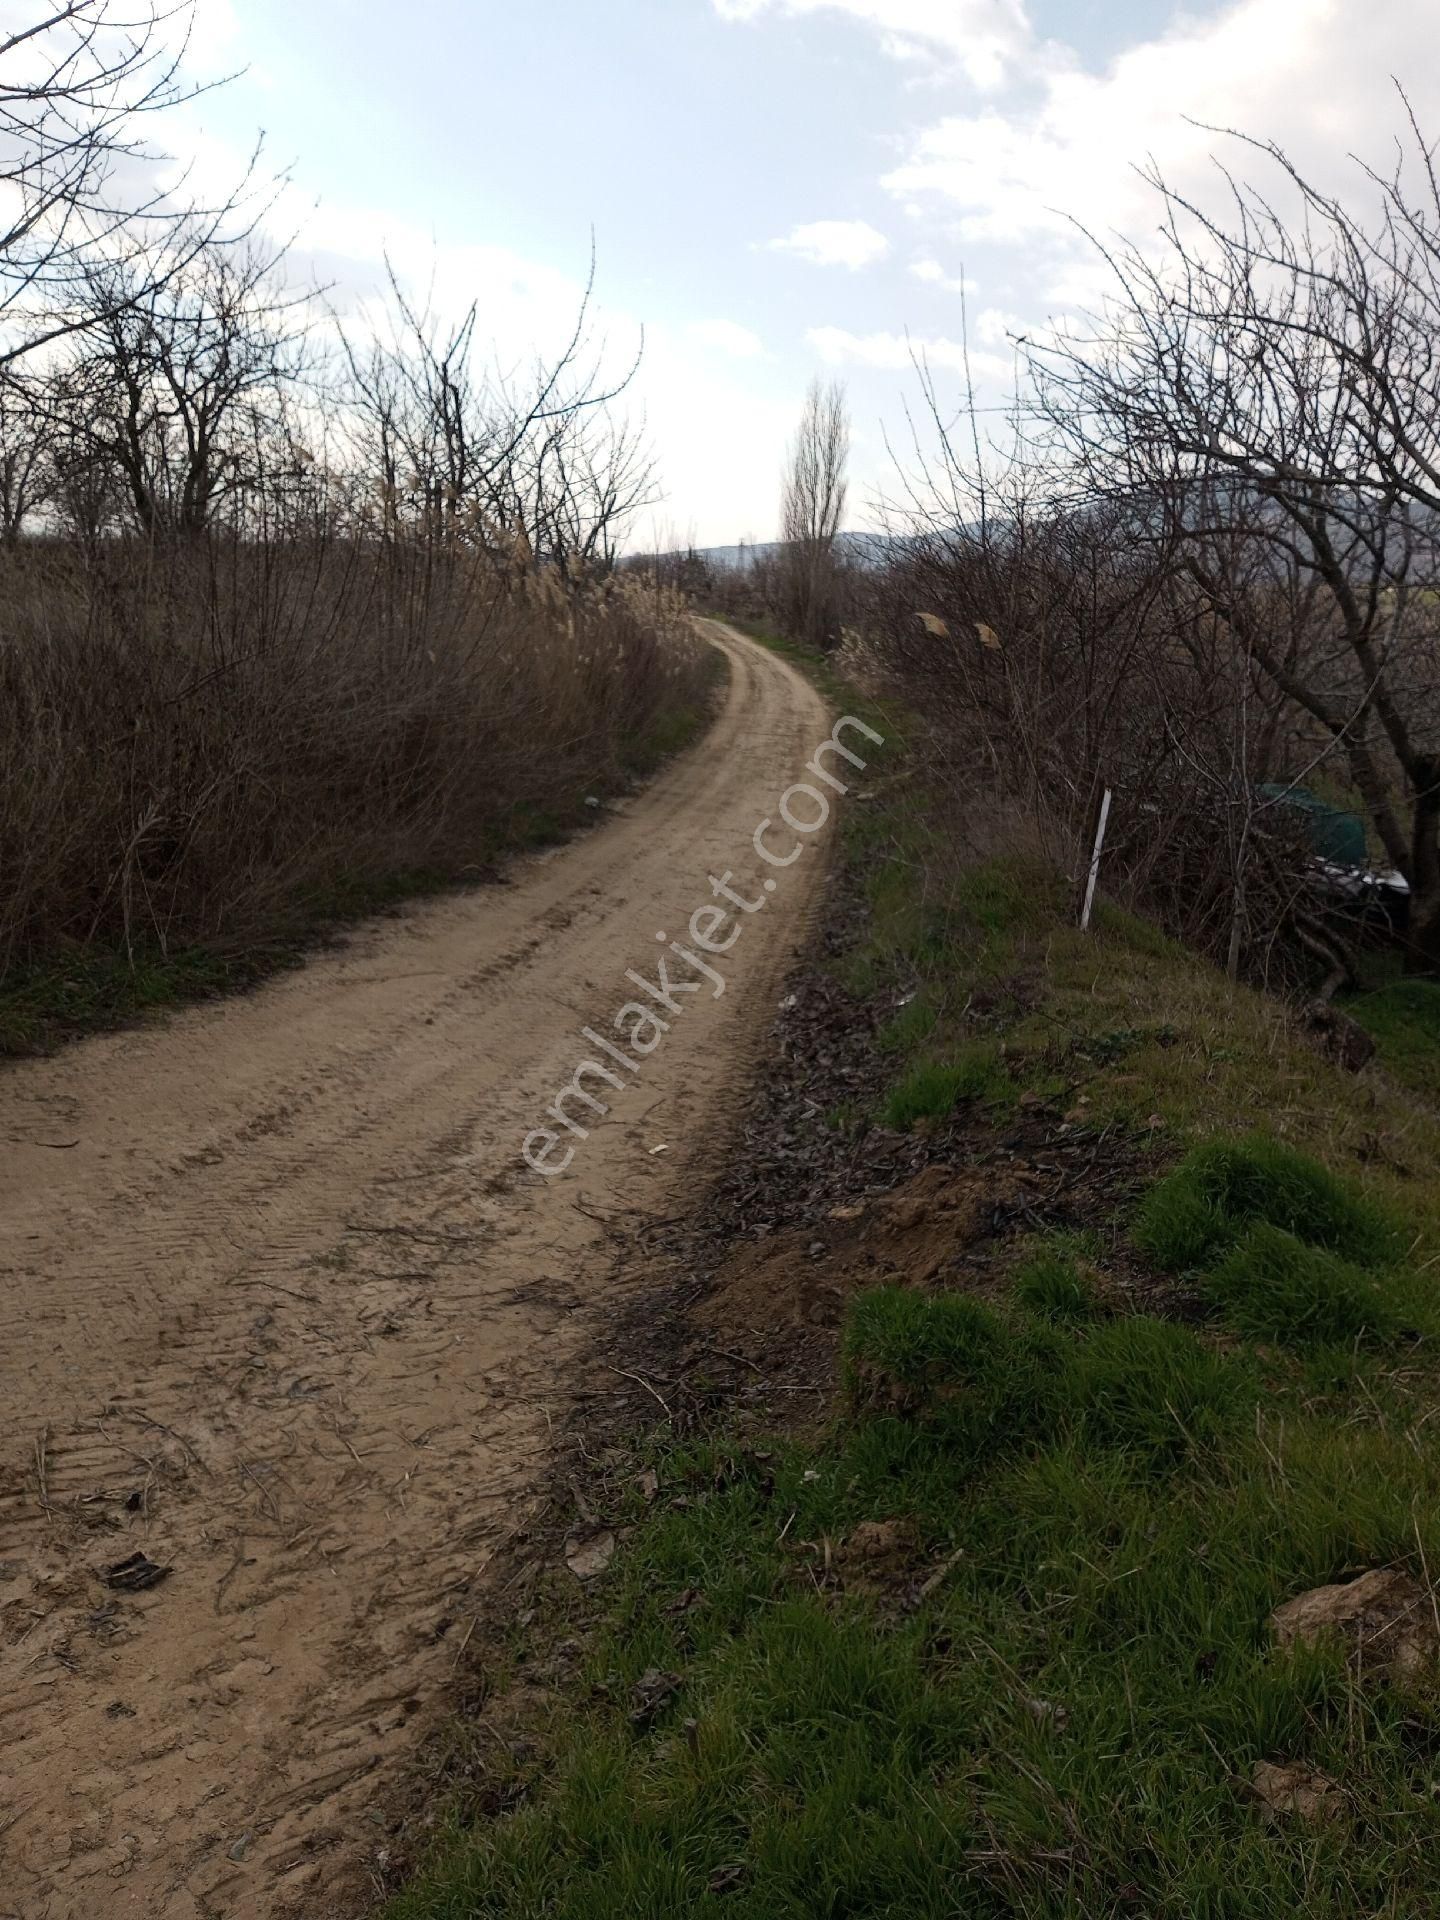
[179,0,1440,547]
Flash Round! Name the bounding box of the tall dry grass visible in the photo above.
[0,530,710,989]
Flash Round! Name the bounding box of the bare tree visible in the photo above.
[1028,116,1440,971]
[42,226,308,538]
[0,370,48,538]
[779,376,848,648]
[0,2,257,360]
[339,252,655,569]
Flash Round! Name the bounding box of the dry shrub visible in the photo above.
[845,513,1355,989]
[0,532,708,973]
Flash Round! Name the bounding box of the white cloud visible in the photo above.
[167,0,1440,546]
[882,0,1440,259]
[806,325,1013,384]
[713,0,1031,88]
[807,325,942,369]
[909,257,969,294]
[181,0,245,79]
[908,268,1015,345]
[768,219,890,269]
[688,317,766,357]
[974,306,1017,347]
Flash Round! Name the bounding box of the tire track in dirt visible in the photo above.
[0,623,833,1919]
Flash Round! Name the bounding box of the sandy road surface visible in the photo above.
[0,622,833,1919]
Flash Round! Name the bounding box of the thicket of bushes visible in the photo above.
[698,107,1440,998]
[0,538,705,992]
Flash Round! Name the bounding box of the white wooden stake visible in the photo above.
[1079,786,1112,931]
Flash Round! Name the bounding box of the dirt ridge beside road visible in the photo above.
[0,622,833,1919]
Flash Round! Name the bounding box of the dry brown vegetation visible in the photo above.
[0,4,711,1044]
[0,536,704,985]
[706,106,1440,998]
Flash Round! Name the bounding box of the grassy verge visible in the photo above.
[0,647,727,1057]
[388,647,1440,1918]
[1348,977,1440,1108]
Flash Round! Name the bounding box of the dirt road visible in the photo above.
[0,622,833,1919]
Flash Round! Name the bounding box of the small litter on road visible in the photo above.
[100,1551,170,1592]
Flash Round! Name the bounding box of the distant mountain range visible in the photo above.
[668,531,901,571]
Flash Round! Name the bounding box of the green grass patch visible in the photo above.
[844,1287,1063,1460]
[875,996,936,1055]
[1065,1311,1257,1465]
[881,1043,1013,1129]
[1132,1136,1431,1353]
[1134,1134,1403,1273]
[1205,1223,1435,1349]
[619,645,728,779]
[1349,978,1440,1106]
[391,1274,1440,1920]
[1,864,476,1054]
[0,940,250,1054]
[1012,1244,1103,1323]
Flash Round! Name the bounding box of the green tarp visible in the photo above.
[1258,783,1370,868]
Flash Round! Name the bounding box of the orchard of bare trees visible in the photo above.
[741,100,1440,991]
[0,2,701,1021]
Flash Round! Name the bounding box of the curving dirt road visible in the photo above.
[0,622,834,1919]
